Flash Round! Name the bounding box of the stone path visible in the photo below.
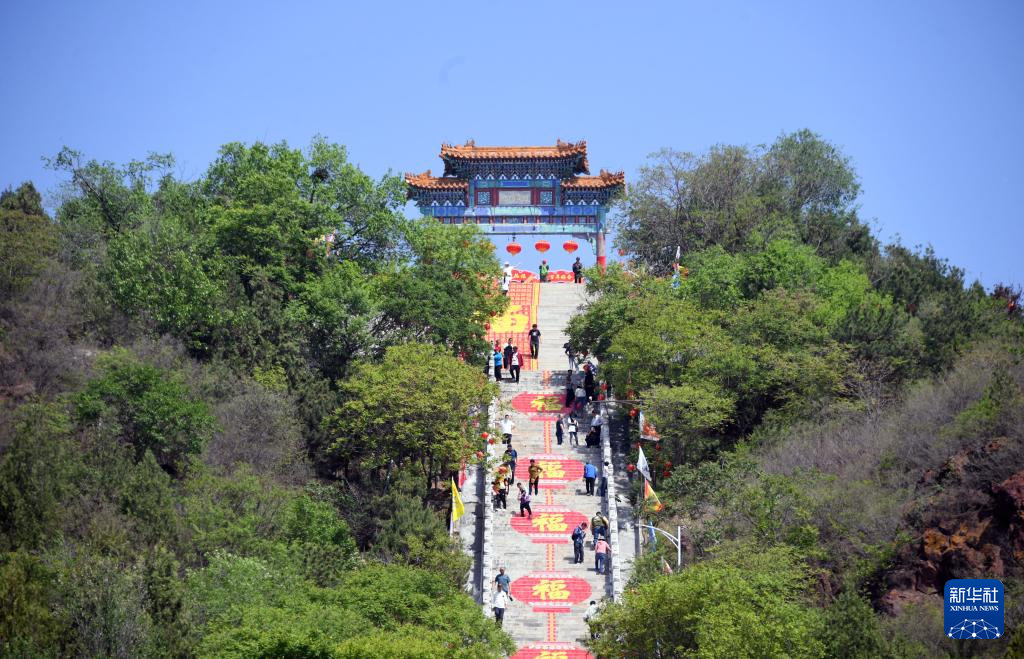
[482,282,611,658]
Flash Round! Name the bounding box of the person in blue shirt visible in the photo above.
[494,566,512,594]
[583,461,598,495]
[493,348,503,381]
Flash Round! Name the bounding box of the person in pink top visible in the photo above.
[594,537,610,574]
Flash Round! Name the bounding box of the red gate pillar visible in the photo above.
[596,231,607,272]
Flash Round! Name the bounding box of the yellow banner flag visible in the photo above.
[451,479,465,523]
[643,479,664,513]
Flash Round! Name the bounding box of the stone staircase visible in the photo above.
[473,282,633,658]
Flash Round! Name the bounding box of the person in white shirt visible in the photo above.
[500,414,515,445]
[584,600,601,638]
[567,416,579,446]
[503,261,514,279]
[492,585,510,627]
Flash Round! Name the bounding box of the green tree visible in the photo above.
[187,558,512,659]
[616,131,870,269]
[822,589,890,659]
[73,348,216,476]
[588,544,824,658]
[103,208,230,353]
[646,383,736,464]
[0,182,54,298]
[0,550,62,656]
[375,220,506,362]
[368,471,471,586]
[325,343,495,488]
[288,260,376,380]
[141,544,192,658]
[0,404,81,551]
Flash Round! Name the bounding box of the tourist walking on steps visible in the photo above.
[503,340,514,372]
[503,444,518,484]
[528,459,543,495]
[500,274,510,296]
[584,600,600,621]
[529,324,541,359]
[584,364,596,401]
[572,257,583,284]
[517,483,532,518]
[555,414,565,445]
[493,348,503,381]
[492,475,508,509]
[584,600,601,639]
[571,521,588,564]
[594,537,611,574]
[539,259,549,283]
[494,567,512,595]
[564,342,576,371]
[509,347,522,383]
[583,460,597,495]
[492,585,509,627]
[567,415,579,446]
[500,414,515,445]
[574,384,587,415]
[591,511,609,541]
[599,461,609,498]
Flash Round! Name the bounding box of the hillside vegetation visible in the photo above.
[0,139,513,657]
[570,131,1023,658]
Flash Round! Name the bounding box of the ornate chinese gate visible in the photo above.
[405,140,625,268]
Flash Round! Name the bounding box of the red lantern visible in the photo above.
[535,240,550,253]
[506,242,522,256]
[655,443,662,452]
[476,451,484,459]
[598,394,605,401]
[488,438,496,445]
[664,461,672,468]
[484,323,490,330]
[627,464,636,472]
[618,248,627,257]
[600,382,608,391]
[629,408,638,418]
[563,240,579,253]
[662,470,671,478]
[481,432,490,440]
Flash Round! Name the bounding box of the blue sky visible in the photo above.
[2,1,1021,285]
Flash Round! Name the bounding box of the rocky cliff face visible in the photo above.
[879,460,1023,614]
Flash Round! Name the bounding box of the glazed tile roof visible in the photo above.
[440,139,589,172]
[404,170,469,190]
[560,169,626,190]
